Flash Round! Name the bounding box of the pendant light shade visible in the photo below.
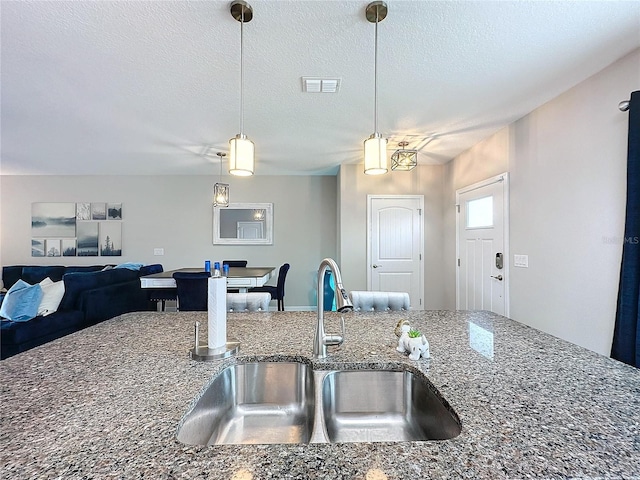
[229,1,255,176]
[213,152,230,207]
[364,133,388,175]
[229,134,254,176]
[213,183,230,206]
[363,1,388,175]
[391,141,418,171]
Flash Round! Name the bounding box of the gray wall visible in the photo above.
[0,175,337,309]
[442,128,510,309]
[443,48,639,356]
[337,163,446,309]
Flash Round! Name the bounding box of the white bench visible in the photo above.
[226,292,271,312]
[349,291,410,311]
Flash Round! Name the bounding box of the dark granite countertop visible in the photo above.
[1,310,639,479]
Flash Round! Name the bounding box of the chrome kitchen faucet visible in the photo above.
[314,258,353,358]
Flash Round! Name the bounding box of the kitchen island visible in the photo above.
[1,310,639,479]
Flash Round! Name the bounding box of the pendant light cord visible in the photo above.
[240,8,245,135]
[216,152,226,180]
[374,5,379,133]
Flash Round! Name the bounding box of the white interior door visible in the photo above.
[368,195,424,309]
[456,173,509,316]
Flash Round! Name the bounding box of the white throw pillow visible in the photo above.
[38,278,65,316]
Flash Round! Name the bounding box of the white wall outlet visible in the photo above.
[153,248,164,256]
[514,254,528,268]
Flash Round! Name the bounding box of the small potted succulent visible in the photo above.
[396,323,430,360]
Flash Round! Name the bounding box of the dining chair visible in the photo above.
[249,263,290,311]
[172,271,211,311]
[226,292,271,312]
[222,260,248,267]
[223,260,249,293]
[349,291,410,312]
[142,264,176,311]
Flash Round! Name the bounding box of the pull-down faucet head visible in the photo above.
[334,281,354,313]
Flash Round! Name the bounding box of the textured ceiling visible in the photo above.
[1,0,639,176]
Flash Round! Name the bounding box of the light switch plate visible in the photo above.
[514,254,528,268]
[153,248,164,256]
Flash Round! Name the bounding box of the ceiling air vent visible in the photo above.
[302,77,341,93]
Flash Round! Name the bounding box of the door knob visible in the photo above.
[490,275,503,281]
[372,264,382,268]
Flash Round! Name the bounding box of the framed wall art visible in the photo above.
[31,202,124,257]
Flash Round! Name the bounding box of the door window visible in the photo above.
[466,195,493,228]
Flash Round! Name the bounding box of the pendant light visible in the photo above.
[363,1,388,175]
[213,152,230,207]
[391,141,418,171]
[229,1,254,176]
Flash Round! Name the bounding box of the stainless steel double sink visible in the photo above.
[177,361,461,445]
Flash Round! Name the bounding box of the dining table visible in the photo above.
[139,266,275,293]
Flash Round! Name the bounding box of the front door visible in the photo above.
[368,195,424,309]
[456,173,509,316]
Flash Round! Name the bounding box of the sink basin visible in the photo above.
[177,362,461,445]
[177,361,315,445]
[321,370,461,443]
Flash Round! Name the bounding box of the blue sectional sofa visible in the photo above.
[1,264,162,359]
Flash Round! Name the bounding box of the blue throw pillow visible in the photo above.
[0,280,43,322]
[114,262,143,271]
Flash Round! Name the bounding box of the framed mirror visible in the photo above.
[213,203,273,245]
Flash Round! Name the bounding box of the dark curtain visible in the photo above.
[611,90,640,368]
